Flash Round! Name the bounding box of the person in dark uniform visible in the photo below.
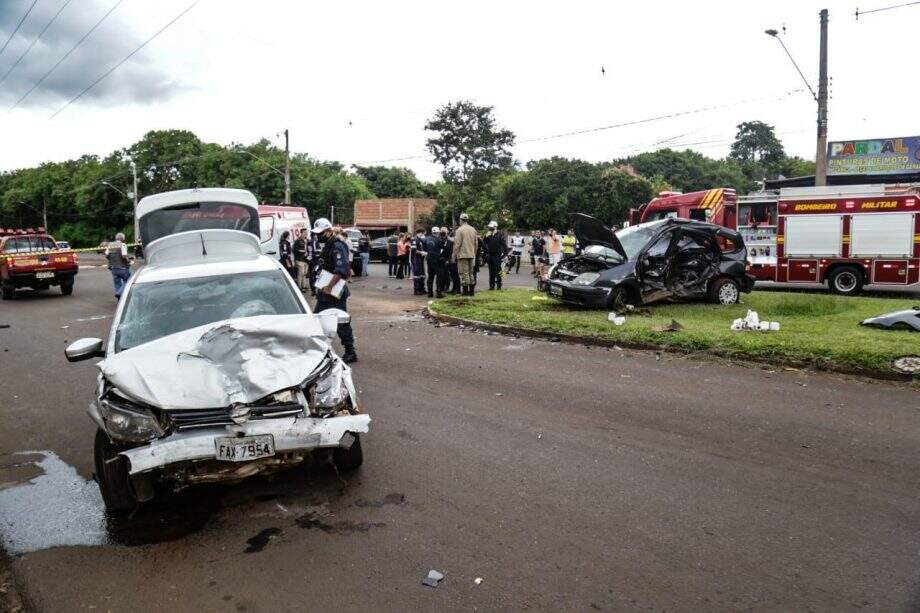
[279,231,295,278]
[442,228,461,294]
[410,228,427,295]
[483,221,508,290]
[386,234,399,277]
[311,217,357,363]
[425,226,445,298]
[472,234,485,292]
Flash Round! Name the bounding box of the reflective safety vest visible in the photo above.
[561,235,576,254]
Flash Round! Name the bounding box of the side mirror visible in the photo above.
[317,309,350,338]
[65,338,105,362]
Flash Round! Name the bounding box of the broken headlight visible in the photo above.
[572,272,600,285]
[312,358,349,411]
[99,393,165,443]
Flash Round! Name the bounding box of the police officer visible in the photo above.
[311,218,357,363]
[410,228,427,295]
[483,221,508,290]
[425,226,444,298]
[440,227,460,295]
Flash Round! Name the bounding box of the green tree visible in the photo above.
[730,121,785,165]
[351,165,426,198]
[623,149,753,193]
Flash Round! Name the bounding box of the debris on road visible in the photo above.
[422,569,444,587]
[731,310,779,332]
[474,577,483,585]
[860,306,920,332]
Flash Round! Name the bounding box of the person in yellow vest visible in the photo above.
[561,228,577,260]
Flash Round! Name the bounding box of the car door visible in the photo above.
[637,228,677,287]
[664,229,720,297]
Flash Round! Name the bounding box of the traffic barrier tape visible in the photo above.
[3,242,140,257]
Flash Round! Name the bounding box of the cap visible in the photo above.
[311,218,332,234]
[487,221,498,228]
[431,226,440,234]
[459,213,469,221]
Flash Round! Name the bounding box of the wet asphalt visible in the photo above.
[0,264,919,612]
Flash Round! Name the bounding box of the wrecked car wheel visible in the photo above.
[606,286,635,311]
[829,266,863,296]
[709,277,740,305]
[332,433,363,472]
[94,429,138,513]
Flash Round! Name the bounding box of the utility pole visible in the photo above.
[815,9,829,186]
[330,205,335,225]
[131,160,139,241]
[42,200,47,230]
[284,129,291,205]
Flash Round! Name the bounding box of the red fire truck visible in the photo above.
[0,227,79,299]
[627,185,920,295]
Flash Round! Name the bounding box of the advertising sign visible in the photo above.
[826,136,920,175]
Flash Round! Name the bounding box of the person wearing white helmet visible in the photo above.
[311,217,357,363]
[483,220,508,290]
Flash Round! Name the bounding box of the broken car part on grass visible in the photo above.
[860,306,920,332]
[543,215,754,310]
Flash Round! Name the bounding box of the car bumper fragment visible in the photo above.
[546,280,611,308]
[120,414,371,475]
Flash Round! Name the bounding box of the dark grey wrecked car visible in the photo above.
[544,215,755,309]
[860,306,920,331]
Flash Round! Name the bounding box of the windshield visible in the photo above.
[115,270,304,352]
[140,202,259,245]
[615,221,667,259]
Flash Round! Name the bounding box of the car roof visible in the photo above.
[136,188,258,219]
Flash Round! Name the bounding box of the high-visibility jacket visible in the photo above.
[561,234,577,255]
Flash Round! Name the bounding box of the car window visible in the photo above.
[614,221,666,259]
[2,238,30,253]
[644,233,673,257]
[140,202,259,245]
[114,270,305,352]
[259,216,275,242]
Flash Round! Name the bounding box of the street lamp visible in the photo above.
[765,9,829,186]
[101,181,130,199]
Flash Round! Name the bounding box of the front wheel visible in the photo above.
[332,433,363,472]
[93,429,137,513]
[709,277,740,305]
[828,266,863,296]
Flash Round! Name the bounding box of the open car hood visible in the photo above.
[572,213,627,260]
[99,314,331,410]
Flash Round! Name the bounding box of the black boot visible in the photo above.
[342,346,358,364]
[469,285,475,296]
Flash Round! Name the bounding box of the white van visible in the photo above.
[136,188,261,247]
[258,205,311,256]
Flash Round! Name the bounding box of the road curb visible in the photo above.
[425,306,917,384]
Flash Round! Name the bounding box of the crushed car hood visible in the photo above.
[860,306,920,331]
[99,314,331,410]
[572,213,627,260]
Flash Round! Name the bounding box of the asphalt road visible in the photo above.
[0,264,918,612]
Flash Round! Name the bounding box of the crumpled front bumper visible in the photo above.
[120,414,371,475]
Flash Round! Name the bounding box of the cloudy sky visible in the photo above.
[0,0,914,181]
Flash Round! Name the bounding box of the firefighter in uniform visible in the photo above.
[311,217,357,363]
[410,228,427,295]
[483,221,508,290]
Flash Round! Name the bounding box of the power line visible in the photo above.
[8,0,125,112]
[356,89,805,165]
[856,1,920,18]
[0,0,74,88]
[0,0,38,61]
[50,0,199,119]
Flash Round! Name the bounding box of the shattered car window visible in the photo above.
[115,270,304,352]
[614,221,667,259]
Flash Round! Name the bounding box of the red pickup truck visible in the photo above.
[0,228,79,300]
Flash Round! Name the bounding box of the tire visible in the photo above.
[332,433,363,472]
[1,285,13,300]
[828,266,863,296]
[93,429,137,513]
[709,277,740,305]
[60,278,74,296]
[606,286,636,311]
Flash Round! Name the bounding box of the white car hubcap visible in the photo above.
[719,283,738,304]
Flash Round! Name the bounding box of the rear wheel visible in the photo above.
[60,278,74,296]
[332,433,363,472]
[1,285,13,300]
[93,429,137,513]
[828,266,863,296]
[709,277,740,305]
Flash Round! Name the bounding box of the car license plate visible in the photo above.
[215,435,275,462]
[35,271,54,279]
[550,284,563,296]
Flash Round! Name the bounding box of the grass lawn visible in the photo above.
[432,288,919,375]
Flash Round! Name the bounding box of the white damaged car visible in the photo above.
[65,228,369,512]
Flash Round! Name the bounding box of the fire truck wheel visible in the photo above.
[93,429,137,513]
[1,285,13,300]
[828,266,863,296]
[709,277,740,305]
[60,278,74,296]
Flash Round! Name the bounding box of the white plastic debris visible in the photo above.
[731,310,779,332]
[474,577,483,585]
[422,569,444,587]
[607,312,626,326]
